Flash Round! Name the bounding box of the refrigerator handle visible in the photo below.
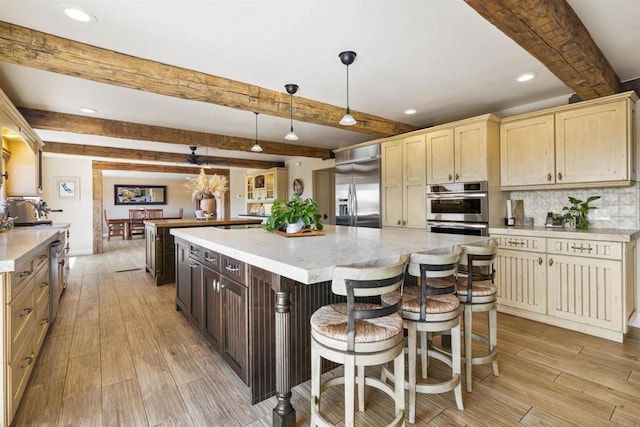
[353,183,358,226]
[347,184,353,226]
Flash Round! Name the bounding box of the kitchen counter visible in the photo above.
[171,225,488,423]
[0,226,64,272]
[489,225,640,242]
[144,217,263,285]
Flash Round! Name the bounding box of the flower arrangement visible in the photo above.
[184,168,228,200]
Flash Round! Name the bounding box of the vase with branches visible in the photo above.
[184,168,228,216]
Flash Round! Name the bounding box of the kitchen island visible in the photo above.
[144,218,263,285]
[170,225,487,425]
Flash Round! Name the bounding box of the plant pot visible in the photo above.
[286,218,305,234]
[200,197,216,216]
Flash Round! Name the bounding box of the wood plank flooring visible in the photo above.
[12,239,640,426]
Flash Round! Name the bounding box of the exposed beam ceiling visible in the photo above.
[464,0,620,100]
[44,142,284,169]
[0,21,418,138]
[21,108,332,159]
[92,160,230,175]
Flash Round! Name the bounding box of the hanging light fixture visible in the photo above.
[284,83,299,141]
[338,50,357,126]
[251,112,263,152]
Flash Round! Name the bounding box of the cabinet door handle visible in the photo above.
[188,262,199,268]
[507,240,525,246]
[548,258,554,266]
[38,254,48,260]
[557,172,563,181]
[21,355,34,369]
[570,245,593,252]
[40,318,49,325]
[538,257,543,265]
[402,220,406,226]
[225,265,240,274]
[455,173,459,180]
[547,173,552,181]
[448,174,452,181]
[39,281,49,288]
[397,220,401,225]
[205,255,216,263]
[18,270,33,278]
[20,307,33,317]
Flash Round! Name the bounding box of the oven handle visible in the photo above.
[428,221,488,229]
[426,192,487,199]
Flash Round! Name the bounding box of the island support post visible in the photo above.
[272,275,296,426]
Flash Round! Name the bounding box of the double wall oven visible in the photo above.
[426,181,489,236]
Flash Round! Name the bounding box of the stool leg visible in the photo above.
[420,330,428,379]
[464,305,473,392]
[489,306,499,377]
[394,341,405,422]
[408,321,417,424]
[451,322,464,410]
[311,341,321,426]
[357,365,365,412]
[344,355,356,427]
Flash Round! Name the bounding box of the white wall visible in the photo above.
[229,168,247,217]
[285,157,336,200]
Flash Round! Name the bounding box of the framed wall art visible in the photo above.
[55,176,80,200]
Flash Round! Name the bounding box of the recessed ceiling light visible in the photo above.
[517,73,537,82]
[80,107,97,113]
[404,109,417,115]
[63,7,96,23]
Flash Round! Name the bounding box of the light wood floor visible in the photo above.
[12,238,640,426]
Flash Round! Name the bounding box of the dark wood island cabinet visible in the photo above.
[144,218,262,285]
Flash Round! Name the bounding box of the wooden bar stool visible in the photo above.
[310,255,408,427]
[381,247,464,423]
[457,240,499,392]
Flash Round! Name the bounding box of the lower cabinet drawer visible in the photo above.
[35,264,50,307]
[9,285,36,362]
[547,238,622,260]
[492,234,546,252]
[7,259,35,303]
[8,323,36,422]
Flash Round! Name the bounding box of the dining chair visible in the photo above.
[103,209,125,241]
[146,208,164,219]
[128,209,147,238]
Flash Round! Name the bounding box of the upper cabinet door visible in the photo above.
[500,115,555,187]
[381,139,403,227]
[402,134,426,229]
[425,128,454,184]
[556,100,630,184]
[454,121,487,183]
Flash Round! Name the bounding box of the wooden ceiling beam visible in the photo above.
[464,0,619,100]
[21,108,331,159]
[93,160,229,175]
[0,21,418,137]
[44,141,284,169]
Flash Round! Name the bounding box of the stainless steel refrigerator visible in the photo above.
[335,144,381,228]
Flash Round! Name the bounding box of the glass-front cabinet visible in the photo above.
[245,167,287,215]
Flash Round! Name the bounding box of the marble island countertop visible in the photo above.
[170,225,488,284]
[489,225,640,242]
[0,225,68,272]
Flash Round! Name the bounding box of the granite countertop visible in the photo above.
[489,225,640,242]
[171,225,488,284]
[144,218,263,228]
[0,227,63,272]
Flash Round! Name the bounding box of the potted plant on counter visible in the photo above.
[562,195,601,230]
[263,195,324,234]
[184,168,228,217]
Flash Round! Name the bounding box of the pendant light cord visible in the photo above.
[346,65,350,113]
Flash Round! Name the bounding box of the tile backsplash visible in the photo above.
[509,182,640,230]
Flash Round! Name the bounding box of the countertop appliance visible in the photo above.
[426,181,489,236]
[335,144,381,228]
[5,197,60,226]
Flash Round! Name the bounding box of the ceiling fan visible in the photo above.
[187,146,201,165]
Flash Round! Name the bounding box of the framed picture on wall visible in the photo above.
[55,176,80,200]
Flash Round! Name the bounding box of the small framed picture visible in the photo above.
[55,177,80,200]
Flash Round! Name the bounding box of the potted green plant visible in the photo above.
[263,195,324,233]
[562,195,601,230]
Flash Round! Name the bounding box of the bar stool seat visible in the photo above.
[381,247,464,424]
[310,255,408,427]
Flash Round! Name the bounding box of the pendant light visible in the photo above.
[338,50,357,126]
[284,83,299,141]
[251,112,263,152]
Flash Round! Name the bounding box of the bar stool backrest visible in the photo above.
[408,246,461,321]
[331,255,408,351]
[460,240,498,303]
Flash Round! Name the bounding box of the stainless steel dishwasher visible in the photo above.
[49,238,64,322]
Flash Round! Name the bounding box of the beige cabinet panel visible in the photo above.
[455,121,487,182]
[496,248,547,314]
[547,254,622,331]
[382,136,425,229]
[425,128,454,184]
[556,100,630,184]
[500,115,555,187]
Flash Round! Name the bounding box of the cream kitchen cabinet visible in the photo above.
[425,114,500,185]
[381,134,426,229]
[500,91,637,190]
[492,231,636,343]
[245,167,287,215]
